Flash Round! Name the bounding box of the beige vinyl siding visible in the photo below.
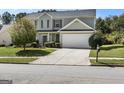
[63,17,95,29]
[0,30,12,45]
[78,17,94,28]
[37,14,52,30]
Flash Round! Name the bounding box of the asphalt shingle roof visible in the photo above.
[26,9,96,21]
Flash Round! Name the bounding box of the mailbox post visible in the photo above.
[96,45,100,62]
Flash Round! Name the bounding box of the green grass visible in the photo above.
[0,58,37,63]
[0,47,56,57]
[90,44,124,58]
[91,59,124,65]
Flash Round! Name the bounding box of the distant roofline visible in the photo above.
[27,9,96,15]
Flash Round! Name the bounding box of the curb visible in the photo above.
[91,64,124,67]
[30,63,91,66]
[0,62,90,66]
[1,61,124,67]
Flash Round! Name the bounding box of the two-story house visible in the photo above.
[0,9,96,48]
[26,9,96,48]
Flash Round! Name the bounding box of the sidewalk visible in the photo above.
[90,57,124,60]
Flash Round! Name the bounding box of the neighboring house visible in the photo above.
[0,24,12,46]
[0,16,12,45]
[26,9,96,48]
[0,16,2,25]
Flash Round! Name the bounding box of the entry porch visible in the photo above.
[37,32,60,47]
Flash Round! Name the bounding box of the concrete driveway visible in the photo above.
[31,48,90,66]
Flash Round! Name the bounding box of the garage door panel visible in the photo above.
[62,33,91,48]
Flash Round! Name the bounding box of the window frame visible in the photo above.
[34,20,37,28]
[41,20,43,28]
[47,20,49,28]
[53,20,62,28]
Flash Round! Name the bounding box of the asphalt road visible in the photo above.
[0,64,124,84]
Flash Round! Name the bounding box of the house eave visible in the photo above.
[60,29,95,31]
[60,31,95,34]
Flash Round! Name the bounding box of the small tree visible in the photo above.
[0,24,2,30]
[2,12,12,24]
[15,13,27,21]
[9,18,36,51]
[89,32,105,49]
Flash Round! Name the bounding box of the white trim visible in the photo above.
[38,32,59,34]
[47,33,50,41]
[60,31,94,34]
[58,18,95,31]
[36,12,53,19]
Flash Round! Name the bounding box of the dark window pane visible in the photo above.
[47,20,49,28]
[41,20,43,28]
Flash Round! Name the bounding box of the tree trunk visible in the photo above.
[96,50,99,62]
[23,44,26,51]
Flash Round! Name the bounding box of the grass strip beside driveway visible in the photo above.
[0,58,37,64]
[91,59,124,66]
[90,44,124,58]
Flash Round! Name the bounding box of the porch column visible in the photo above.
[47,33,50,42]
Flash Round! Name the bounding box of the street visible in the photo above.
[0,64,124,84]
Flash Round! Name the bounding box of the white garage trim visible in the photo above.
[61,33,92,48]
[60,31,94,34]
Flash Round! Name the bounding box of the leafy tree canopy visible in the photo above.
[2,12,12,24]
[37,9,56,13]
[15,13,27,21]
[9,18,36,51]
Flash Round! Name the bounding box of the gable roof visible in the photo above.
[59,18,95,31]
[37,12,52,19]
[0,24,12,33]
[25,9,96,21]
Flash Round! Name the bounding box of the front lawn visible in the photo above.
[91,59,124,65]
[0,58,37,64]
[90,44,124,58]
[0,47,56,57]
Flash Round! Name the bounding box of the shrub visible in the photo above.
[89,32,105,49]
[9,44,13,46]
[45,42,55,47]
[45,42,60,48]
[55,42,61,48]
[31,40,40,48]
[0,44,5,47]
[105,31,123,44]
[121,41,124,45]
[31,42,37,48]
[105,34,114,44]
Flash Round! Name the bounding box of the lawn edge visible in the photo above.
[91,64,124,67]
[0,62,29,64]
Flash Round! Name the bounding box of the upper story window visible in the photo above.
[53,20,62,28]
[47,20,49,28]
[41,20,43,28]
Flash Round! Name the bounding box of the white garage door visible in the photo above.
[61,33,91,48]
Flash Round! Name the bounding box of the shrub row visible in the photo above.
[44,42,60,48]
[89,31,124,49]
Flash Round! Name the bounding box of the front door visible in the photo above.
[43,36,47,46]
